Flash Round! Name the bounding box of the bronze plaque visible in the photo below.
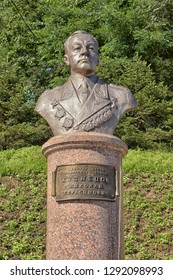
[53,164,116,202]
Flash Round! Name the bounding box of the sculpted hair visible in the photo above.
[64,30,99,53]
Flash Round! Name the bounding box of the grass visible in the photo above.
[123,149,173,259]
[0,146,47,260]
[0,146,173,259]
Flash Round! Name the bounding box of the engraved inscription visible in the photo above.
[54,164,116,201]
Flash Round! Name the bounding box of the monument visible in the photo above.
[35,30,137,259]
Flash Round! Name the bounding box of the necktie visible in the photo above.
[78,79,90,104]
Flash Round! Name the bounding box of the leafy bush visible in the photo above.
[0,0,173,150]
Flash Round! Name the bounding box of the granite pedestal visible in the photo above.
[42,132,128,260]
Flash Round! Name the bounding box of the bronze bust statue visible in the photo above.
[35,30,137,135]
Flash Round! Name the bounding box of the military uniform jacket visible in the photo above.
[35,76,137,135]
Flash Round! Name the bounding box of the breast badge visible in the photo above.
[54,106,66,119]
[62,117,74,130]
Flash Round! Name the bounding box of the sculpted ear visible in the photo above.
[64,54,70,65]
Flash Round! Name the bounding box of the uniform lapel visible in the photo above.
[58,79,82,120]
[53,78,112,129]
[74,81,111,126]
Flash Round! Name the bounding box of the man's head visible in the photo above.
[64,30,99,76]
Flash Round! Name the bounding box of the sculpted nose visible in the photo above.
[81,46,89,55]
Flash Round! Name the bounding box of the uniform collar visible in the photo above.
[70,74,98,89]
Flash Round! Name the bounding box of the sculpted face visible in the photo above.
[64,33,99,76]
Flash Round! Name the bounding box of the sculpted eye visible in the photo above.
[88,45,96,52]
[73,45,81,51]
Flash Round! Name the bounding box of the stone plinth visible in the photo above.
[42,132,128,260]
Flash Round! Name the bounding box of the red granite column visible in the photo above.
[42,132,128,260]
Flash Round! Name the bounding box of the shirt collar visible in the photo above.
[70,74,98,89]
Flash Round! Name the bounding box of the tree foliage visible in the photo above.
[0,0,173,149]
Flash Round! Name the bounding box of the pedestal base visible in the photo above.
[42,132,128,260]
